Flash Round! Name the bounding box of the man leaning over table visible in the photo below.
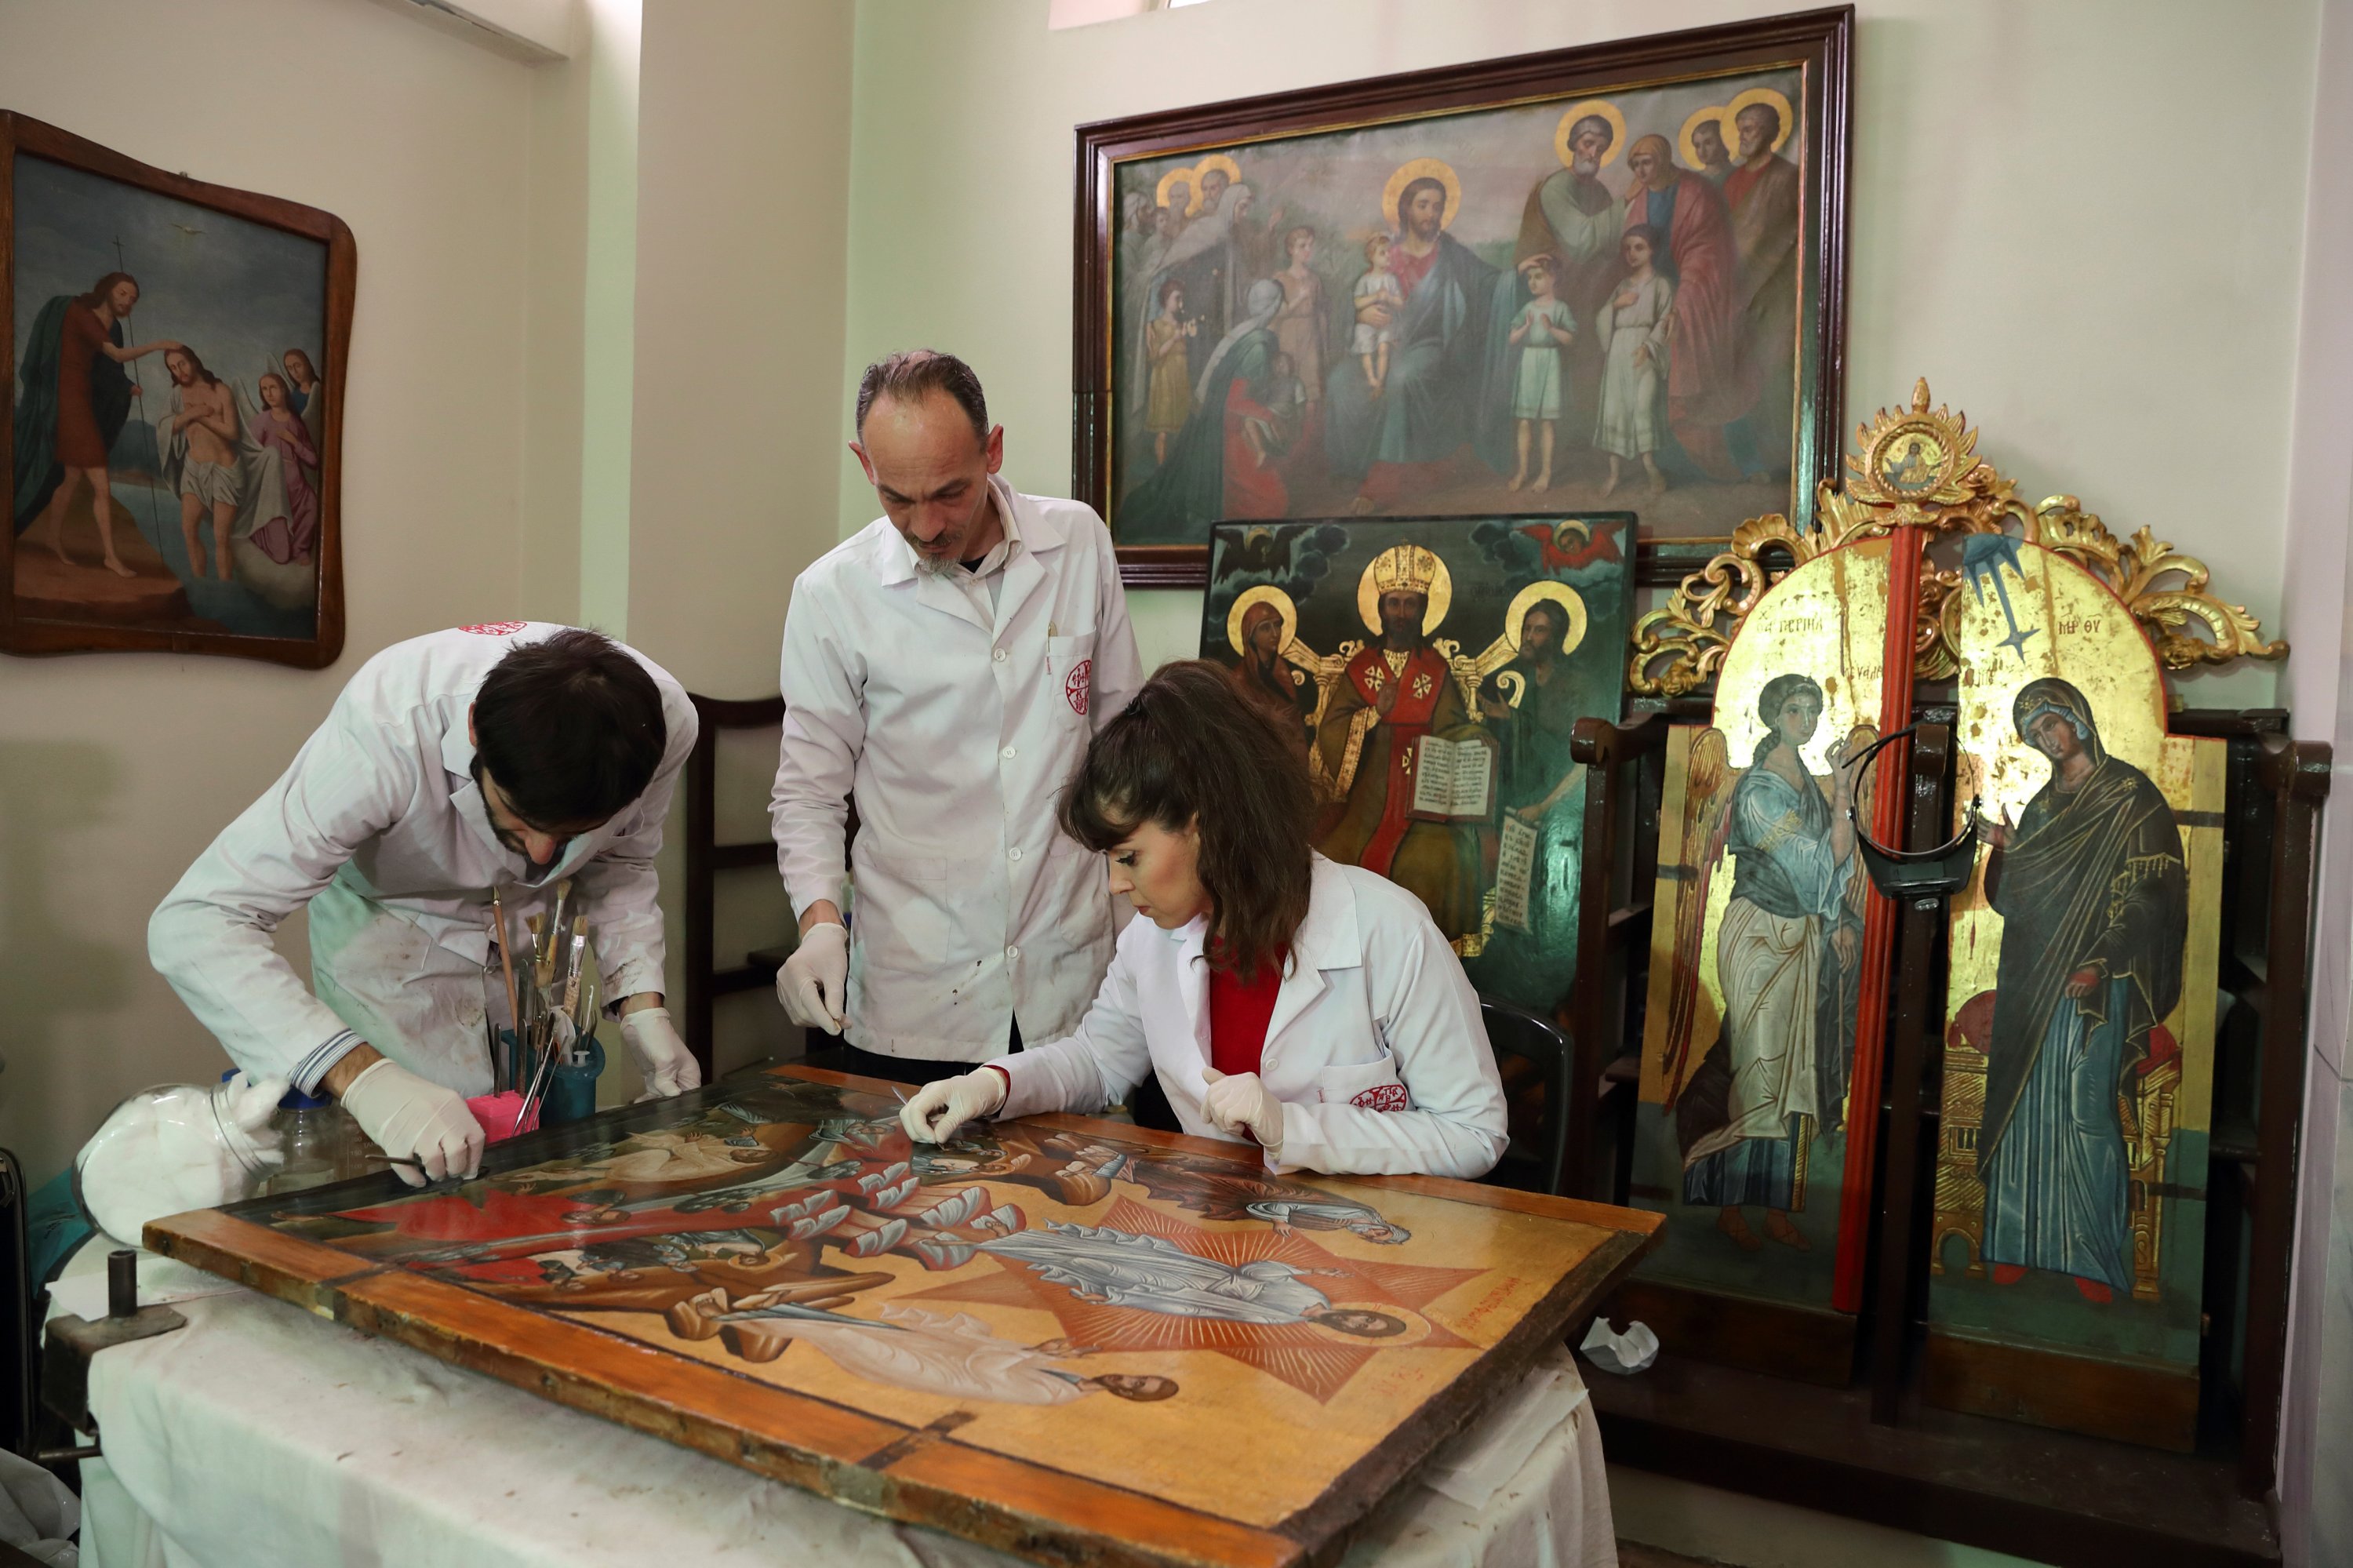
[151,624,704,1187]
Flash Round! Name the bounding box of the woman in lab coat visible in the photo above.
[901,660,1508,1180]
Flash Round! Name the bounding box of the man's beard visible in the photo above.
[1573,153,1600,176]
[905,487,991,575]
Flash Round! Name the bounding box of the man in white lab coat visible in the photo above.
[771,351,1144,1085]
[151,624,704,1185]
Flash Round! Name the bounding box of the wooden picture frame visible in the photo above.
[3,111,352,667]
[1074,7,1854,588]
[150,1065,1660,1568]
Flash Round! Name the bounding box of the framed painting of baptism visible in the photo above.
[2,111,352,666]
[1075,8,1853,584]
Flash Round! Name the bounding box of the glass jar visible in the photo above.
[264,1087,342,1195]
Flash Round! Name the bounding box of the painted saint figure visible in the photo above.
[1314,548,1488,940]
[280,347,328,471]
[1476,594,1590,947]
[1227,597,1315,752]
[1722,101,1802,475]
[667,1293,1180,1406]
[11,270,179,578]
[1144,280,1196,465]
[158,347,245,582]
[250,373,321,565]
[1619,133,1752,480]
[1974,678,2185,1304]
[1689,115,1735,184]
[1321,169,1511,514]
[1122,278,1289,527]
[1270,226,1329,413]
[1677,675,1864,1251]
[976,1219,1407,1335]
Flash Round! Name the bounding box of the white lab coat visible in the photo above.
[770,478,1143,1060]
[995,854,1511,1180]
[149,623,697,1094]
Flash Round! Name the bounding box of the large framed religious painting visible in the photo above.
[149,1067,1660,1568]
[1076,8,1853,586]
[2,111,351,666]
[1922,540,2224,1450]
[1197,514,1635,1017]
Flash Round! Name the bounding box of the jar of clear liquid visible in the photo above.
[265,1086,343,1195]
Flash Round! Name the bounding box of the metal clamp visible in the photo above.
[39,1249,188,1445]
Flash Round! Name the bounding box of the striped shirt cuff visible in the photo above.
[291,1029,362,1095]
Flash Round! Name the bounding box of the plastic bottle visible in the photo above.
[265,1086,342,1195]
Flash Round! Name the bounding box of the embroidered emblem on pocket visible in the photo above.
[1351,1082,1409,1112]
[1065,658,1092,716]
[460,621,528,635]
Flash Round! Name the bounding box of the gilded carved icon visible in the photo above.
[1634,537,1891,1309]
[1925,541,2224,1450]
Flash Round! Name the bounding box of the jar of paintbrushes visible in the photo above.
[482,879,608,1141]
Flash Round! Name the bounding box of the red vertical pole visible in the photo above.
[1831,525,1924,1313]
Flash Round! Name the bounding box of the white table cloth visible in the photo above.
[60,1242,1613,1568]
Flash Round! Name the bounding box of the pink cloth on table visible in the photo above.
[467,1091,540,1144]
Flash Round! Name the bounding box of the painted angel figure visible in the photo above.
[1655,675,1870,1253]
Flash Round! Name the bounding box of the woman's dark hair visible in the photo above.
[1058,660,1312,977]
[472,628,667,828]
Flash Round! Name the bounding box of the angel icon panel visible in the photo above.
[243,1075,1610,1533]
[1925,540,2225,1445]
[1631,537,1892,1311]
[1199,514,1636,1015]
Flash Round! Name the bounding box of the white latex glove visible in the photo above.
[777,922,849,1033]
[900,1068,1007,1145]
[620,1006,702,1101]
[341,1058,486,1188]
[1202,1068,1285,1152]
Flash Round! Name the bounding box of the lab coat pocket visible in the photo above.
[1047,631,1099,722]
[1316,1057,1412,1113]
[853,846,976,976]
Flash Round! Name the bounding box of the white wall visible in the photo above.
[627,0,856,1076]
[0,0,550,1181]
[841,0,2317,697]
[629,0,853,693]
[2274,0,2353,1556]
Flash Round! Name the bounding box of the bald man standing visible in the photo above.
[770,351,1144,1086]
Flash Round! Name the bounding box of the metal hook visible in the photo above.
[1843,724,1980,897]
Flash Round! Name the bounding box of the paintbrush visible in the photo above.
[490,892,522,1085]
[540,879,572,988]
